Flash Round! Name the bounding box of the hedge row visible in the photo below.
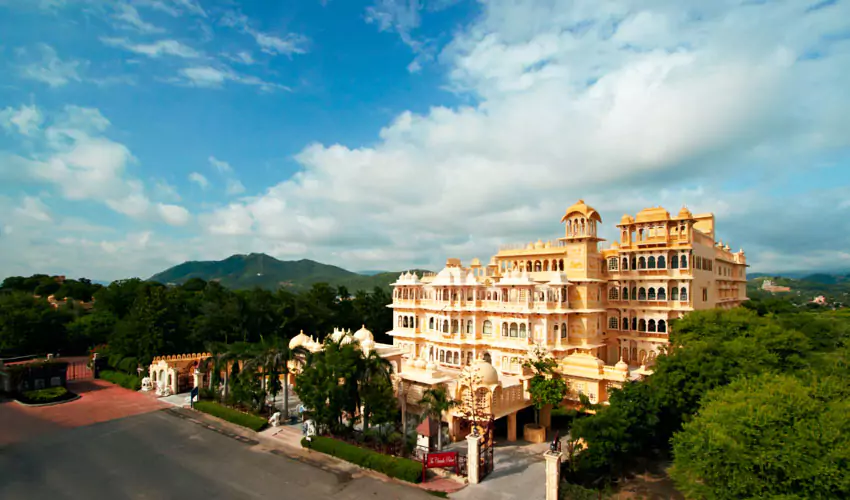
[18,386,72,404]
[99,370,142,390]
[301,435,423,483]
[193,401,267,432]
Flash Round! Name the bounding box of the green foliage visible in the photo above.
[670,373,850,500]
[567,307,850,497]
[18,386,71,404]
[559,481,603,500]
[529,376,568,413]
[301,435,423,483]
[193,400,267,431]
[99,370,142,390]
[0,292,72,356]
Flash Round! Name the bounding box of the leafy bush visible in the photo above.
[193,401,267,431]
[99,370,142,390]
[559,481,603,500]
[17,386,73,404]
[301,435,423,483]
[116,356,139,374]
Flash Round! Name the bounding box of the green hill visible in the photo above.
[148,253,427,293]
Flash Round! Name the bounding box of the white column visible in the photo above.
[545,450,563,500]
[467,434,481,485]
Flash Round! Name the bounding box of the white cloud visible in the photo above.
[192,0,850,272]
[101,37,201,58]
[208,155,232,173]
[188,171,209,188]
[224,51,255,65]
[157,203,191,225]
[220,11,309,56]
[226,179,246,196]
[0,104,43,136]
[13,196,52,222]
[18,44,83,87]
[154,179,181,201]
[111,2,164,34]
[136,0,206,17]
[176,65,289,92]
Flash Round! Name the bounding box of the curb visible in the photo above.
[13,394,82,407]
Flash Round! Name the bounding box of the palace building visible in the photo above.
[388,200,747,441]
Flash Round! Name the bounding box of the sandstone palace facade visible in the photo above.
[388,200,748,422]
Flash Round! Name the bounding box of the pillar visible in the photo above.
[467,433,480,485]
[545,451,562,500]
[540,404,552,428]
[507,411,517,442]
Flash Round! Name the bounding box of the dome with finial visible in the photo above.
[471,358,500,386]
[615,357,629,372]
[289,330,309,350]
[354,324,374,343]
[677,206,693,219]
[561,199,602,223]
[619,214,634,225]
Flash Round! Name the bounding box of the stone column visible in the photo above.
[467,433,481,485]
[544,450,563,500]
[507,411,517,442]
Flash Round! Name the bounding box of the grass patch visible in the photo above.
[194,400,267,432]
[17,386,75,404]
[99,370,142,390]
[301,435,423,483]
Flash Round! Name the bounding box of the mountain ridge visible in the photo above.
[148,253,427,292]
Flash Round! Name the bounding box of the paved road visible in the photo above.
[0,410,432,500]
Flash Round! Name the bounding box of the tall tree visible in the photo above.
[418,386,458,451]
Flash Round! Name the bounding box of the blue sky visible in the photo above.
[1,0,849,281]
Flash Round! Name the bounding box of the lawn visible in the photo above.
[16,386,77,405]
[193,400,267,431]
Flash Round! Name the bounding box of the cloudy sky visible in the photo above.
[0,0,848,281]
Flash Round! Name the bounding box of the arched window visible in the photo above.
[452,320,459,334]
[648,256,656,269]
[608,287,619,300]
[443,320,449,333]
[648,288,656,301]
[534,261,542,272]
[544,260,549,271]
[658,288,667,300]
[502,322,508,337]
[429,317,434,330]
[622,257,628,270]
[658,320,667,333]
[622,347,628,362]
[608,317,618,329]
[553,324,559,337]
[639,257,647,269]
[404,317,411,328]
[622,287,629,300]
[671,287,679,300]
[526,261,532,272]
[519,324,527,338]
[639,319,647,331]
[680,255,688,268]
[632,317,637,331]
[638,287,647,300]
[510,323,518,337]
[671,255,679,269]
[680,287,688,300]
[631,257,637,269]
[397,316,402,327]
[483,320,492,335]
[453,352,459,364]
[561,322,567,339]
[648,319,656,332]
[631,287,637,300]
[466,320,472,334]
[622,318,629,330]
[439,351,445,362]
[559,259,564,271]
[657,256,666,268]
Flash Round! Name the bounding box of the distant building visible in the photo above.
[812,295,827,305]
[761,279,791,293]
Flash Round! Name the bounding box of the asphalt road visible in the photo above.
[0,409,432,500]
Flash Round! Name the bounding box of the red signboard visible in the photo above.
[426,452,457,468]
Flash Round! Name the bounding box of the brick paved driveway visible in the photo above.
[0,379,168,446]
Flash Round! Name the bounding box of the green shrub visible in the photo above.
[17,386,73,404]
[193,401,267,432]
[301,435,423,483]
[99,370,142,390]
[116,356,139,374]
[559,481,603,500]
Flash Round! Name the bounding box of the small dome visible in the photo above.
[470,258,481,267]
[678,206,693,219]
[619,214,634,225]
[330,328,346,343]
[289,330,309,350]
[361,339,375,354]
[415,359,427,369]
[472,358,500,386]
[534,239,544,249]
[353,324,374,342]
[615,358,629,372]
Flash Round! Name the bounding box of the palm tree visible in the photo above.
[202,341,235,400]
[244,335,308,419]
[359,349,394,432]
[418,386,458,451]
